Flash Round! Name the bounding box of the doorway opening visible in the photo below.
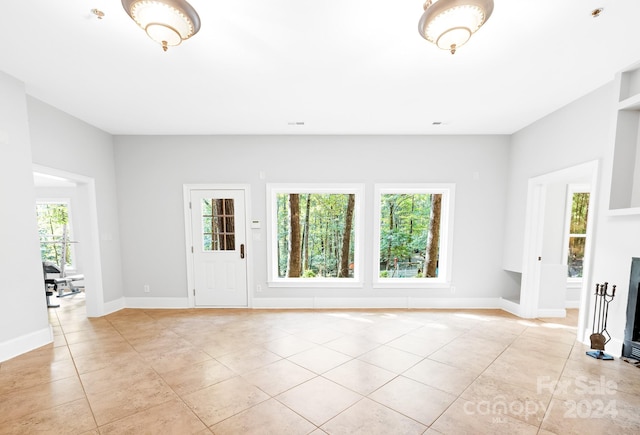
[33,165,105,318]
[519,160,599,344]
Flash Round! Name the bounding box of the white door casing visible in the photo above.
[187,188,248,307]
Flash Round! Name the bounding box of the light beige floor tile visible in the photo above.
[287,346,352,374]
[369,376,457,426]
[386,334,451,357]
[59,318,112,334]
[510,334,573,359]
[87,377,177,426]
[210,398,317,435]
[357,345,423,373]
[403,358,478,396]
[242,358,316,396]
[79,360,160,395]
[14,300,640,435]
[98,398,206,434]
[296,327,344,344]
[182,376,269,426]
[323,359,396,395]
[324,334,381,357]
[161,358,236,396]
[138,344,213,374]
[560,357,640,395]
[216,346,281,374]
[0,398,95,435]
[431,397,539,435]
[357,322,419,344]
[481,347,566,393]
[262,335,317,358]
[540,391,640,435]
[128,334,192,354]
[322,314,373,334]
[276,377,362,426]
[199,339,254,359]
[321,398,426,435]
[0,345,71,370]
[460,374,552,426]
[63,327,122,345]
[428,334,507,375]
[0,358,78,395]
[52,333,68,347]
[406,322,467,342]
[0,376,86,425]
[67,336,134,358]
[71,347,142,374]
[519,324,577,346]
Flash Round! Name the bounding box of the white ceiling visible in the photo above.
[1,0,639,136]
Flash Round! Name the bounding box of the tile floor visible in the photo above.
[2,294,640,434]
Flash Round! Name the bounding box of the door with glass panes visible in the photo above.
[190,189,247,306]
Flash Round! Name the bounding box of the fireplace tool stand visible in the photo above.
[587,282,616,360]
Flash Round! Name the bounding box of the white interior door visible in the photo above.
[190,189,248,306]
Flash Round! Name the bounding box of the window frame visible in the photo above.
[36,198,77,271]
[266,183,365,288]
[373,184,455,288]
[563,184,590,284]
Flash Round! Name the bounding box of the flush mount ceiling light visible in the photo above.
[121,0,201,51]
[418,0,494,54]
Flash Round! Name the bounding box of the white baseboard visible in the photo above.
[408,297,502,309]
[102,297,126,316]
[251,298,315,309]
[251,297,503,310]
[125,297,190,309]
[0,325,52,363]
[499,298,522,317]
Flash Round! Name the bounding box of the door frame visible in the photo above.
[33,164,105,317]
[519,160,599,343]
[183,184,252,308]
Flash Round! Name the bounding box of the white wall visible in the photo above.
[0,72,51,361]
[503,84,612,273]
[505,80,640,354]
[28,97,124,305]
[114,135,517,306]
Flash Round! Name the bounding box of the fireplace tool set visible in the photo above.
[587,282,616,360]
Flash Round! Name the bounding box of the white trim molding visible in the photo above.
[252,297,503,310]
[125,297,190,309]
[0,326,52,363]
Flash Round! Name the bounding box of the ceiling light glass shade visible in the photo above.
[418,0,494,54]
[122,0,201,51]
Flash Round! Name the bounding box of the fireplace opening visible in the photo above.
[623,257,640,359]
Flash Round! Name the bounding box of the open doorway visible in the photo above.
[519,160,599,344]
[33,164,105,318]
